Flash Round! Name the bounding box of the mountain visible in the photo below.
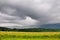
[41,23,60,29]
[0,23,60,32]
[0,26,60,32]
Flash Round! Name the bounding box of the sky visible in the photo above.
[0,0,60,28]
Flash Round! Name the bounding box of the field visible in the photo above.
[0,31,60,40]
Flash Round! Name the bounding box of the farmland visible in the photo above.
[0,31,60,40]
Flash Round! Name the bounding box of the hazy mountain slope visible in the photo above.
[41,23,60,29]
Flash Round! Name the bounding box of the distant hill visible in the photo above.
[41,23,60,29]
[0,27,60,32]
[0,23,60,32]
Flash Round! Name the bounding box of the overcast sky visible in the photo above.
[0,0,60,28]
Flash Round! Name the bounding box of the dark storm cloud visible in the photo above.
[0,0,60,28]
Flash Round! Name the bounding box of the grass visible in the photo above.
[0,31,60,40]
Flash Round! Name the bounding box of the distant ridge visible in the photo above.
[41,23,60,29]
[0,27,60,32]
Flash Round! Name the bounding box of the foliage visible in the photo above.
[0,27,60,32]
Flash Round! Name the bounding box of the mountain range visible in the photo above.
[0,23,60,32]
[41,23,60,29]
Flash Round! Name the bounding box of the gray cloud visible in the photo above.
[0,0,60,28]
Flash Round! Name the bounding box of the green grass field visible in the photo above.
[0,31,60,40]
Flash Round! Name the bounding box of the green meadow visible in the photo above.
[0,31,60,40]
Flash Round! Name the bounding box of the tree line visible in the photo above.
[0,27,60,32]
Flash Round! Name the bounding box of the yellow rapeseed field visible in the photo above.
[0,31,60,35]
[0,31,60,40]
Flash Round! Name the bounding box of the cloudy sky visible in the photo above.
[0,0,60,28]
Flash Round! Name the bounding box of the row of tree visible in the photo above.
[0,27,60,32]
